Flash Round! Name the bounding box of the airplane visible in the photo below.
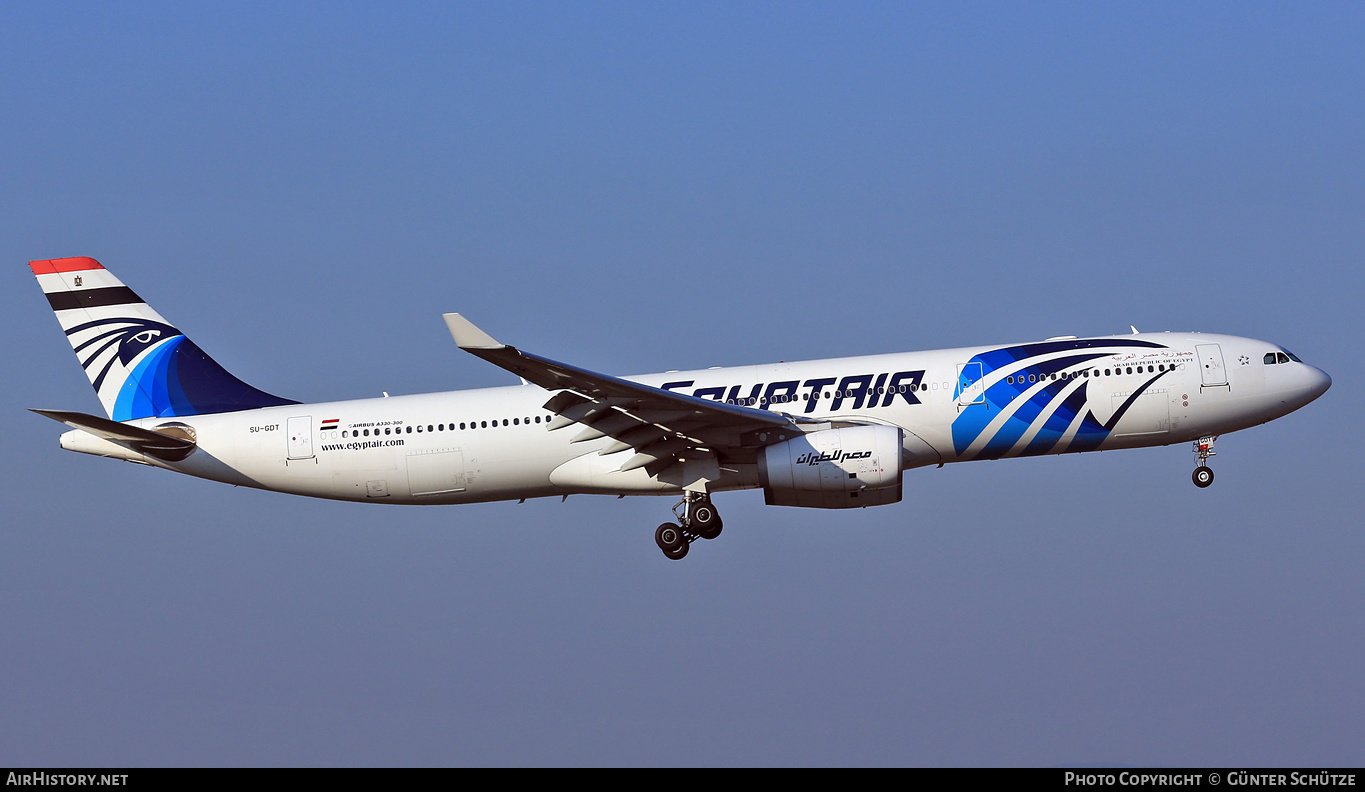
[30,256,1331,560]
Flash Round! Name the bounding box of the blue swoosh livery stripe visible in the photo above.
[951,339,1170,459]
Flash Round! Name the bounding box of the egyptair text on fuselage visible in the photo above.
[661,370,926,413]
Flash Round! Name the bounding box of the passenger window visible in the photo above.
[481,421,487,428]
[513,418,520,425]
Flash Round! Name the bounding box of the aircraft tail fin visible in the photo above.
[30,257,298,421]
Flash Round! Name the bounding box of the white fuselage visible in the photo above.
[61,332,1331,505]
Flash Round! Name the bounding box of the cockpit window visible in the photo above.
[1264,353,1278,365]
[1277,352,1291,364]
[1283,349,1303,362]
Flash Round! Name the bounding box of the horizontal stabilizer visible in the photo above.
[31,409,197,462]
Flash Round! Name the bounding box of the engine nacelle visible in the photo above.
[758,425,904,509]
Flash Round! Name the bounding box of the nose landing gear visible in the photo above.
[1192,435,1217,488]
[654,493,724,560]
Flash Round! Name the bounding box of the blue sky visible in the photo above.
[2,2,1362,765]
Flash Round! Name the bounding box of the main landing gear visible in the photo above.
[1192,435,1217,489]
[654,492,724,560]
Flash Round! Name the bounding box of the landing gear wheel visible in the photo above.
[663,541,689,560]
[655,522,686,553]
[1191,437,1218,489]
[691,502,723,540]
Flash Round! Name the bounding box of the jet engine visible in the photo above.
[757,424,904,509]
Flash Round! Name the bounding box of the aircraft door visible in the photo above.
[1195,344,1228,387]
[957,362,986,408]
[287,416,314,459]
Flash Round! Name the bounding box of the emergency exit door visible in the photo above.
[1195,344,1228,387]
[957,362,986,408]
[287,416,314,459]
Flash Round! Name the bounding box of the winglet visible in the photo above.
[443,313,504,350]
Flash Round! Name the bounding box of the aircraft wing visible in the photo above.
[445,314,817,475]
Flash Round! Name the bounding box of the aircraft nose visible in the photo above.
[1306,365,1332,400]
